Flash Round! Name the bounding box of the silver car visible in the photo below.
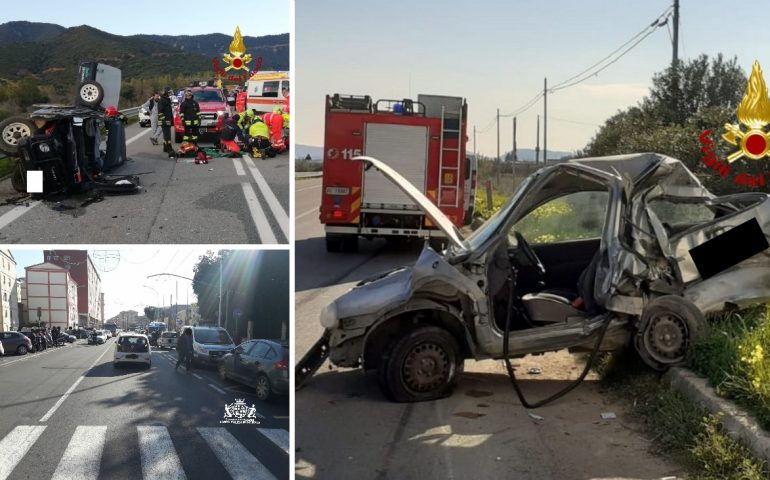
[297,153,770,402]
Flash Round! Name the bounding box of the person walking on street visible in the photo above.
[175,328,194,372]
[179,90,201,145]
[142,92,162,145]
[158,88,175,157]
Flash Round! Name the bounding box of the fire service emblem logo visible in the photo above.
[220,398,260,425]
[213,27,263,83]
[700,61,770,187]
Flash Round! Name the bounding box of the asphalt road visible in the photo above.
[294,176,682,480]
[0,124,290,244]
[0,338,289,480]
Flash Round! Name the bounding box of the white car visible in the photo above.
[138,108,151,127]
[158,331,178,350]
[114,333,151,368]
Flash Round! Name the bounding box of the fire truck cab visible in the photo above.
[320,93,476,252]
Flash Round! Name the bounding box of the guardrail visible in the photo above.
[0,105,141,160]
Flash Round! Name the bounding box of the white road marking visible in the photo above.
[39,345,111,422]
[125,128,152,146]
[0,201,41,231]
[241,182,277,244]
[233,158,246,176]
[208,383,227,395]
[296,207,318,221]
[257,428,289,454]
[296,183,322,193]
[243,156,289,239]
[52,426,107,480]
[192,373,203,380]
[197,427,277,480]
[137,426,187,480]
[0,425,46,480]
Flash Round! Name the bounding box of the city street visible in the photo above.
[0,124,290,244]
[294,177,682,479]
[0,338,289,480]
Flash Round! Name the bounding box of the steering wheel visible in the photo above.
[514,231,546,276]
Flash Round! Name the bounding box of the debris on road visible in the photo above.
[527,412,545,421]
[465,389,494,398]
[453,411,486,419]
[526,367,543,375]
[601,412,617,420]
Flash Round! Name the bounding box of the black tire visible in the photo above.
[378,326,463,402]
[325,235,343,253]
[11,163,26,193]
[175,132,183,143]
[16,344,28,355]
[77,80,104,107]
[0,116,35,156]
[255,374,272,401]
[218,362,228,381]
[634,295,706,371]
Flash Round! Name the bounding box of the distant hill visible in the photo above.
[0,22,289,90]
[0,21,65,44]
[134,33,289,70]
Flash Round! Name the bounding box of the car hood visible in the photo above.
[353,156,467,251]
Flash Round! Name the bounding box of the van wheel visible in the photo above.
[255,374,272,401]
[634,295,706,371]
[77,80,104,107]
[378,326,463,402]
[0,116,35,155]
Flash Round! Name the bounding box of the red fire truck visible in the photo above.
[319,93,476,252]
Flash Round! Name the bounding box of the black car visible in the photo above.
[0,331,33,355]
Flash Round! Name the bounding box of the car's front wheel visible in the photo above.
[16,345,28,355]
[255,374,272,402]
[634,295,706,371]
[378,326,463,402]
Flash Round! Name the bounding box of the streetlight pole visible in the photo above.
[218,261,222,328]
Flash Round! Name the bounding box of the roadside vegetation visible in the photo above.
[688,306,770,430]
[597,352,768,479]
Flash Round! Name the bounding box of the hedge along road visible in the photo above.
[0,123,289,244]
[294,177,684,480]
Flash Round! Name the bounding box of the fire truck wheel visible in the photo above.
[11,163,26,193]
[0,116,35,155]
[76,80,104,108]
[325,235,343,253]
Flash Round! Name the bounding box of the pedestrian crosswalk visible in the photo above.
[0,424,288,480]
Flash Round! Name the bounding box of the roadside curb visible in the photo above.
[664,367,770,464]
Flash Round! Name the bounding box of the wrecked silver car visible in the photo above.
[296,152,770,402]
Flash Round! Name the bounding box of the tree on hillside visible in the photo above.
[583,54,756,195]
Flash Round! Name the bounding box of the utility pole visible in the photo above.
[535,115,540,164]
[496,108,500,183]
[672,0,679,67]
[543,78,548,165]
[512,116,517,179]
[473,125,476,163]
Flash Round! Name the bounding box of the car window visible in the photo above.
[118,336,148,352]
[194,328,232,344]
[251,342,270,358]
[648,199,715,234]
[514,191,609,244]
[262,81,280,97]
[235,341,255,354]
[263,346,277,360]
[193,90,224,103]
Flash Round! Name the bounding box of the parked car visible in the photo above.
[297,153,770,402]
[138,108,151,127]
[183,326,235,367]
[114,333,151,368]
[219,339,289,401]
[0,331,33,355]
[89,330,107,345]
[158,331,178,350]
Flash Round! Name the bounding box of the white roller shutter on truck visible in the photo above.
[363,123,428,208]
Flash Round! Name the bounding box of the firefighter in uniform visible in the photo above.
[158,88,175,157]
[179,90,201,144]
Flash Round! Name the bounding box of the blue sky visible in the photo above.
[296,0,770,155]
[0,0,288,36]
[11,249,208,319]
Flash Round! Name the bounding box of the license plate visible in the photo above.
[201,120,216,127]
[325,186,350,195]
[126,354,137,359]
